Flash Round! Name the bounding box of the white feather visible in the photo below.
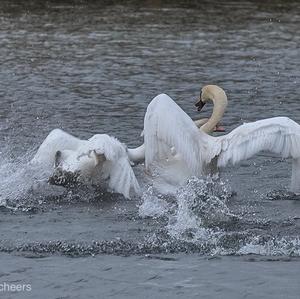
[31,129,84,168]
[217,117,300,165]
[31,130,140,198]
[143,94,219,177]
[216,117,300,193]
[143,95,300,193]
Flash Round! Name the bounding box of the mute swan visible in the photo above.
[126,96,227,166]
[126,89,228,191]
[142,85,300,194]
[31,129,140,198]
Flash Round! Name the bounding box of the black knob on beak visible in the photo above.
[195,99,206,111]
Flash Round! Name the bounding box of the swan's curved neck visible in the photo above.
[127,144,145,163]
[194,118,209,128]
[200,88,227,134]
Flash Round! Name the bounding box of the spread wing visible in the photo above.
[143,93,219,177]
[217,117,300,166]
[216,117,300,194]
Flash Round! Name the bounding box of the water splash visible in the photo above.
[167,177,235,240]
[265,189,300,201]
[137,177,300,257]
[139,186,169,218]
[0,151,33,202]
[0,150,299,257]
[238,236,300,256]
[0,147,63,208]
[139,176,235,244]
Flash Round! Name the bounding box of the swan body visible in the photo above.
[143,92,300,193]
[31,129,140,198]
[143,94,219,176]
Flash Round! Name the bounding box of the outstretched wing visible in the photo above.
[143,93,219,176]
[217,117,300,166]
[216,116,300,194]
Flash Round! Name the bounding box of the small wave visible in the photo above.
[1,233,299,258]
[265,190,300,201]
[238,236,300,256]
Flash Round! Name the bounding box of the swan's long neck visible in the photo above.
[200,87,228,134]
[127,144,145,163]
[194,118,209,128]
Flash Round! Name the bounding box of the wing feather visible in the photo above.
[107,156,140,198]
[31,129,83,167]
[88,134,140,198]
[217,117,300,167]
[143,93,220,176]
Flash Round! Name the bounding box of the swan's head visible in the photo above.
[195,85,228,112]
[49,149,105,187]
[195,85,228,133]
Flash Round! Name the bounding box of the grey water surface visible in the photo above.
[0,1,300,298]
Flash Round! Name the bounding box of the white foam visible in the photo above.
[139,186,169,218]
[0,148,54,206]
[139,176,233,243]
[238,237,300,256]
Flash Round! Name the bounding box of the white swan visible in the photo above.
[142,85,300,193]
[31,129,140,198]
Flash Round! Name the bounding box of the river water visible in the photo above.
[0,1,300,298]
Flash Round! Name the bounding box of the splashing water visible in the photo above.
[0,147,62,208]
[0,150,34,203]
[0,145,299,257]
[139,186,170,218]
[139,176,235,243]
[137,176,300,257]
[238,236,300,256]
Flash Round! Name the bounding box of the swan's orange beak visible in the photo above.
[195,99,205,111]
